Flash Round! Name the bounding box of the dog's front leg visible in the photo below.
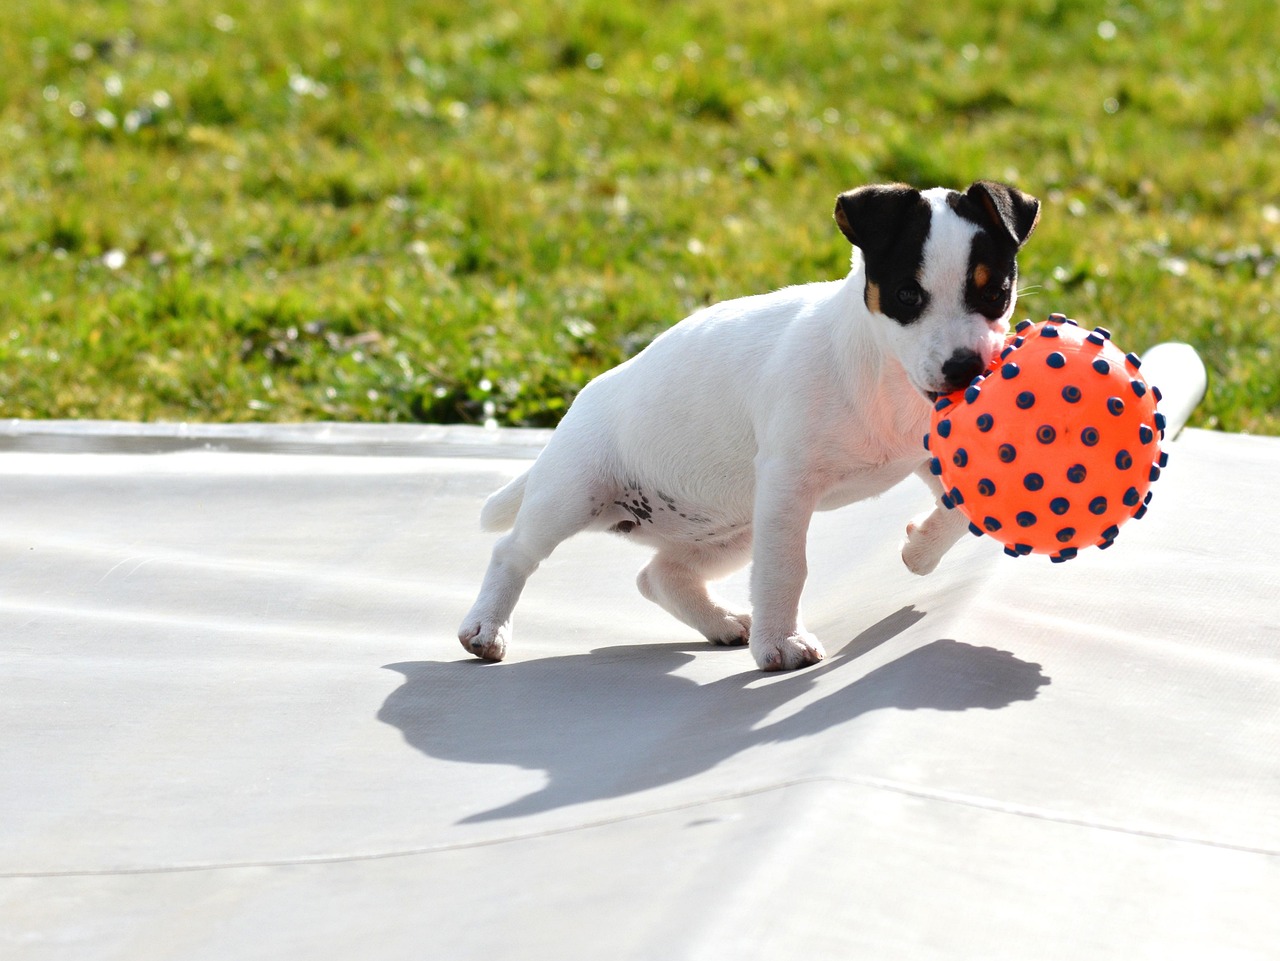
[902,462,970,575]
[748,460,826,671]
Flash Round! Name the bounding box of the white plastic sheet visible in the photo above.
[1,416,1277,960]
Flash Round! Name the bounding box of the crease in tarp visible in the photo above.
[6,770,1277,881]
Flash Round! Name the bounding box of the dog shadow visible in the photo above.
[378,607,1049,822]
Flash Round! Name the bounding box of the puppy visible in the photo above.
[459,181,1040,671]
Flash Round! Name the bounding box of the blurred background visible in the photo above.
[1,0,1276,432]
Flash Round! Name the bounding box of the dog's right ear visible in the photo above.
[962,180,1040,248]
[834,183,921,251]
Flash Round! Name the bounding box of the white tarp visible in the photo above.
[1,416,1277,960]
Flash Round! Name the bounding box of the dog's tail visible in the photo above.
[479,470,529,532]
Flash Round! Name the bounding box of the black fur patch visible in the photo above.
[951,180,1041,248]
[614,484,655,526]
[835,184,933,325]
[962,231,1017,320]
[948,181,1040,321]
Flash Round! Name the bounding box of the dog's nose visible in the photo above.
[942,348,986,391]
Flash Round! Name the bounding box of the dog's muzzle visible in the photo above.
[939,348,987,394]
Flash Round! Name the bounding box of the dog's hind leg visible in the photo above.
[636,533,754,646]
[458,466,602,662]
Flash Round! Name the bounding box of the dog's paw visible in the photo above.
[457,616,510,662]
[708,612,751,647]
[902,518,946,576]
[752,631,825,671]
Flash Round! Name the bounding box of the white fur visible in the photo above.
[880,189,1007,397]
[459,188,1017,671]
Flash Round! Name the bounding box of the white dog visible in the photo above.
[459,181,1040,671]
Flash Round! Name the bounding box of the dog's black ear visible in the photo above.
[834,183,922,251]
[962,181,1040,248]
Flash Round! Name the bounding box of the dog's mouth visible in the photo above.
[923,387,958,405]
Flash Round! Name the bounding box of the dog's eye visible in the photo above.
[897,284,924,308]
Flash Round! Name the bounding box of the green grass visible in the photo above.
[1,0,1277,432]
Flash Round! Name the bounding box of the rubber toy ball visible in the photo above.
[924,313,1169,562]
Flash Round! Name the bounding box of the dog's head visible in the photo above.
[835,180,1040,400]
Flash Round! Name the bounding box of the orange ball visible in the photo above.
[925,314,1168,562]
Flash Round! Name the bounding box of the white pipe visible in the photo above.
[1139,342,1208,440]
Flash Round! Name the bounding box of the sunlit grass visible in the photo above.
[1,0,1276,432]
